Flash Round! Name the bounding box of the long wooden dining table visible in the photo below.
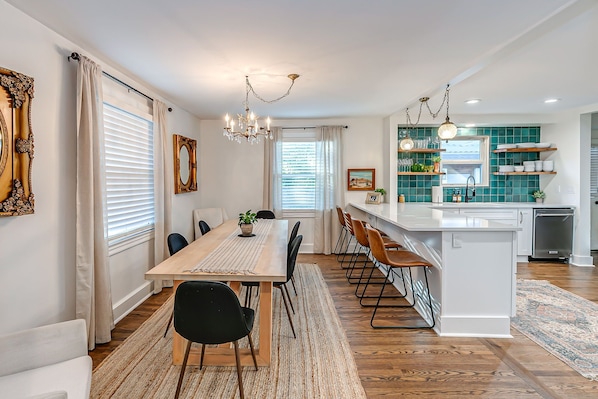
[145,218,288,367]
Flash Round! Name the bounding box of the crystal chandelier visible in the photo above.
[224,74,299,144]
[400,84,458,150]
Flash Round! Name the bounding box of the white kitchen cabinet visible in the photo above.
[517,208,533,256]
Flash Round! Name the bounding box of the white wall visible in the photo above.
[0,2,201,335]
[541,109,596,266]
[198,118,385,251]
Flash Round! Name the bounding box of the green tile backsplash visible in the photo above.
[397,126,541,203]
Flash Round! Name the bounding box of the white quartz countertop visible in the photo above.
[428,201,575,209]
[349,202,575,232]
[348,202,519,232]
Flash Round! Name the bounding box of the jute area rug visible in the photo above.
[91,264,367,398]
[512,279,598,381]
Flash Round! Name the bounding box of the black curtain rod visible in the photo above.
[282,125,348,130]
[68,52,172,112]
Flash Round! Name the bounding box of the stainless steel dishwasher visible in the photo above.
[532,208,574,261]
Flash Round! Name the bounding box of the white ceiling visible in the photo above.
[6,0,598,126]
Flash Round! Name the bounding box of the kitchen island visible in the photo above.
[347,202,519,338]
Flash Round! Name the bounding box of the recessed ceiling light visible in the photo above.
[465,99,481,104]
[544,98,559,103]
[464,123,476,128]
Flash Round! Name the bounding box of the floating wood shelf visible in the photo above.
[398,149,446,153]
[492,147,557,153]
[493,171,557,176]
[397,172,446,175]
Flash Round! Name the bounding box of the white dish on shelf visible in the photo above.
[514,166,525,172]
[536,142,552,148]
[524,166,535,172]
[497,144,517,149]
[516,143,536,148]
[498,165,515,172]
[523,161,535,166]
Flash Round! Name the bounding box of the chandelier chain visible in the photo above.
[404,84,451,129]
[246,75,297,104]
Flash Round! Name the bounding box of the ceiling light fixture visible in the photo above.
[465,99,481,104]
[224,74,300,143]
[401,84,458,150]
[544,98,559,104]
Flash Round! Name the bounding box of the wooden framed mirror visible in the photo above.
[0,67,35,216]
[173,134,197,194]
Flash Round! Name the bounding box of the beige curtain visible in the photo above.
[152,100,173,293]
[262,127,282,217]
[314,126,344,254]
[75,55,114,350]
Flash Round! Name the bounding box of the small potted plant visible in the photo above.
[238,209,257,236]
[432,155,442,173]
[532,190,546,203]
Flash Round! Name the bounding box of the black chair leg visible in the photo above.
[199,343,206,370]
[174,340,192,399]
[163,310,174,338]
[283,284,295,314]
[247,332,258,370]
[233,340,245,399]
[290,275,298,296]
[370,267,435,329]
[278,287,296,338]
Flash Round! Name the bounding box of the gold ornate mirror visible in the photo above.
[173,134,197,194]
[0,67,35,216]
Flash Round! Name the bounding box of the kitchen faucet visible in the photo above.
[465,175,476,203]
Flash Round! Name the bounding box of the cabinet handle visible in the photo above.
[519,211,523,224]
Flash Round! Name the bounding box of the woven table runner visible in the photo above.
[188,220,274,274]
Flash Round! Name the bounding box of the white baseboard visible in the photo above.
[569,254,594,267]
[113,282,153,324]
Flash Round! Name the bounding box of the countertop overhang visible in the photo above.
[348,202,545,232]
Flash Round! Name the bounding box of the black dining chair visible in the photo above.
[173,281,258,399]
[163,233,189,338]
[288,221,301,295]
[255,210,276,219]
[243,234,303,338]
[198,220,211,236]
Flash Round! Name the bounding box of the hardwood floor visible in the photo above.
[90,255,598,398]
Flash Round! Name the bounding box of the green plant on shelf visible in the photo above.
[532,190,546,199]
[374,188,387,196]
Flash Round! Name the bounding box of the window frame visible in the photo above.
[440,135,490,187]
[280,129,317,218]
[102,83,155,253]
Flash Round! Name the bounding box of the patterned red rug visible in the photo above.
[512,279,598,381]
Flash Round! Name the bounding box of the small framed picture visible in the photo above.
[347,168,375,191]
[365,191,381,204]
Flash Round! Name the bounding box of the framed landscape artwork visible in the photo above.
[347,168,375,191]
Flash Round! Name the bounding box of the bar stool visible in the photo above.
[366,225,435,329]
[334,206,351,265]
[349,218,403,302]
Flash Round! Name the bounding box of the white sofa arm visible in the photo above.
[0,319,88,377]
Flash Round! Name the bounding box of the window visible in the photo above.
[102,80,154,246]
[440,136,489,186]
[281,130,316,214]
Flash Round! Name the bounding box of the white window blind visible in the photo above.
[591,146,598,194]
[103,102,154,243]
[281,140,316,210]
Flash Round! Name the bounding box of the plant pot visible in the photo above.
[535,198,544,203]
[240,223,254,236]
[433,162,440,173]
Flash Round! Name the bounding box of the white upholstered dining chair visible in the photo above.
[192,207,228,240]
